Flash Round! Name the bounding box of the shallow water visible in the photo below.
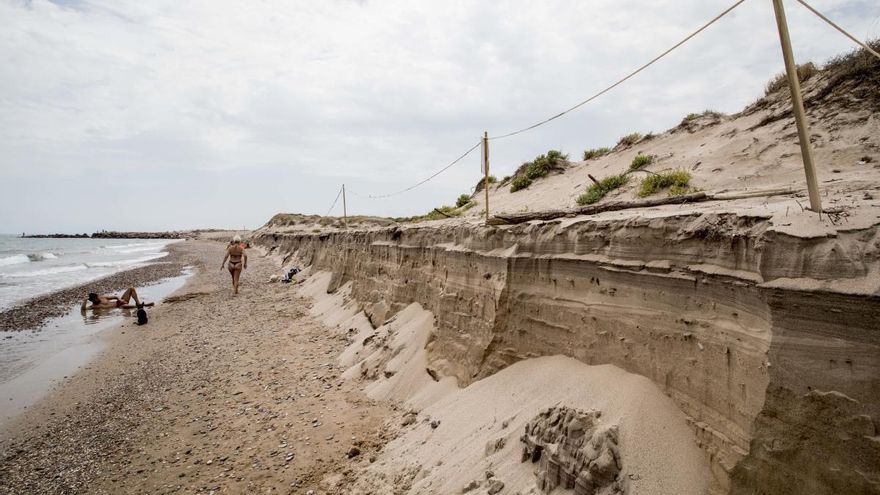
[0,269,192,427]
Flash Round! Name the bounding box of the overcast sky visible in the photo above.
[1,0,877,233]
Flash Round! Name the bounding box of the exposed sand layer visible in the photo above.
[0,241,393,494]
[253,203,880,494]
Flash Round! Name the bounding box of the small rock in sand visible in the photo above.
[487,479,505,494]
[461,479,481,493]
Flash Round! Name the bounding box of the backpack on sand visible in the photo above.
[136,304,148,326]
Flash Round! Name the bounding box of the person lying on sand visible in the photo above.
[221,235,248,295]
[81,287,154,310]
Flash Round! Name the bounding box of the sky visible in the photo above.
[1,0,878,234]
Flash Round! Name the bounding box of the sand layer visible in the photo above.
[253,207,880,494]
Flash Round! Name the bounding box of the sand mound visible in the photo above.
[347,356,707,495]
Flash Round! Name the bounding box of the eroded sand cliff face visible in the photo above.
[255,209,880,493]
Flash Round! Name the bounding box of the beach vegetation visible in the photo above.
[576,174,630,206]
[509,150,569,192]
[583,147,610,160]
[616,132,642,148]
[823,38,879,72]
[764,62,818,95]
[685,109,724,121]
[629,154,653,170]
[510,175,532,192]
[456,194,472,208]
[637,169,692,198]
[473,175,497,193]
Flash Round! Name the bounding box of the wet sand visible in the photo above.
[0,240,393,494]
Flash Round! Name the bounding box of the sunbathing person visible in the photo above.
[81,287,153,310]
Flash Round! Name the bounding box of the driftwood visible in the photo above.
[707,187,798,201]
[432,208,454,218]
[487,185,812,226]
[487,192,708,225]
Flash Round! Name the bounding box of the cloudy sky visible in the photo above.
[1,0,877,233]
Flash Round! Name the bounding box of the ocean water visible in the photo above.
[0,235,180,310]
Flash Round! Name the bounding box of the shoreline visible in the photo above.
[0,241,196,332]
[0,240,392,494]
[0,269,194,427]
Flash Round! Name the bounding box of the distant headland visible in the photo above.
[20,230,225,239]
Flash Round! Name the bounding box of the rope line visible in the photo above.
[795,0,880,60]
[489,0,748,141]
[367,140,482,199]
[325,185,343,216]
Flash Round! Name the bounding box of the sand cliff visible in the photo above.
[255,204,879,493]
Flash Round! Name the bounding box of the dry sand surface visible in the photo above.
[0,240,394,494]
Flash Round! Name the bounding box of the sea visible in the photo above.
[0,235,179,311]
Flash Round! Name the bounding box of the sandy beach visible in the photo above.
[0,240,393,494]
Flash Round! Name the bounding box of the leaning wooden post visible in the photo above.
[771,0,822,213]
[342,184,348,228]
[483,131,490,223]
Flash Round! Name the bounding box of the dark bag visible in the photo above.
[136,304,148,326]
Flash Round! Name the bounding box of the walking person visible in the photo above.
[221,235,247,295]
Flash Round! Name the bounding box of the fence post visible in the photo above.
[342,184,348,228]
[771,0,822,213]
[483,131,490,223]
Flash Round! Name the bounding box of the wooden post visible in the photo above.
[483,131,490,223]
[771,0,822,213]
[342,184,348,228]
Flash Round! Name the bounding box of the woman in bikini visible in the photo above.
[81,287,154,310]
[221,235,248,294]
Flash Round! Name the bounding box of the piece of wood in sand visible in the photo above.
[488,192,707,225]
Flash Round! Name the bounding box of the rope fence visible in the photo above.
[313,0,877,219]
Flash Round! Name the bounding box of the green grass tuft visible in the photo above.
[629,154,653,170]
[456,194,471,208]
[616,132,642,148]
[509,150,568,192]
[576,174,630,205]
[637,169,692,198]
[473,175,497,193]
[510,175,533,192]
[583,147,611,160]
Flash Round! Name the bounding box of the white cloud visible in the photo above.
[0,0,877,232]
